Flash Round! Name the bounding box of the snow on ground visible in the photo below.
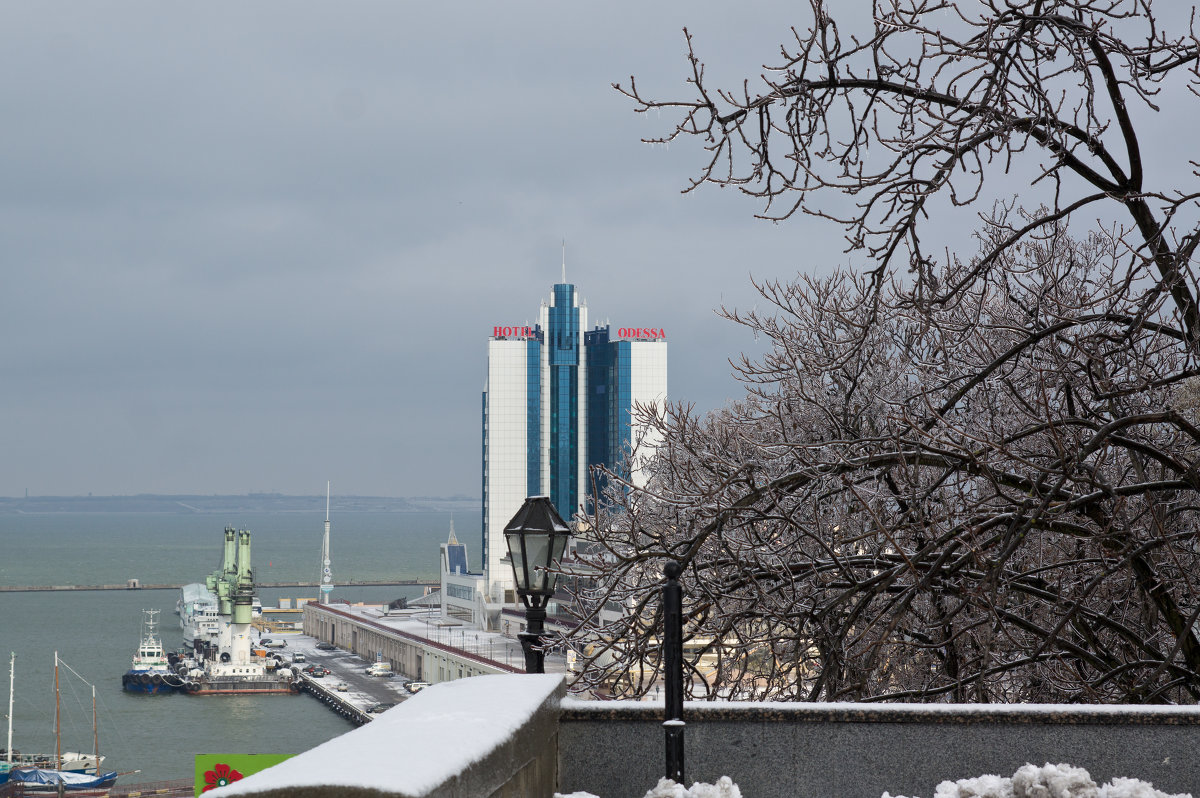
[883,763,1191,798]
[211,673,563,796]
[555,778,741,798]
[557,764,1190,798]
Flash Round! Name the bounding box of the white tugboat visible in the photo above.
[122,610,182,694]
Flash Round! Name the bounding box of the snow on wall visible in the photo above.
[212,673,565,797]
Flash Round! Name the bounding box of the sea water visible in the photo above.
[0,510,472,784]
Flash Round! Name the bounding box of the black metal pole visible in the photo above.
[519,601,547,674]
[663,561,685,783]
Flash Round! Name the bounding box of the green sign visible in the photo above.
[194,753,293,795]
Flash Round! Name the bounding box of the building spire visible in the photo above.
[562,238,566,284]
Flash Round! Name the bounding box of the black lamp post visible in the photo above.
[503,496,571,674]
[663,560,685,784]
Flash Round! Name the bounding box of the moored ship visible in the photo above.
[177,582,220,653]
[122,610,183,694]
[177,528,298,696]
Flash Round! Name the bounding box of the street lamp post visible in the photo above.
[663,561,685,784]
[503,496,571,674]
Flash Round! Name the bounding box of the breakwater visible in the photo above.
[0,579,438,593]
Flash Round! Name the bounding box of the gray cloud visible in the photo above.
[0,1,883,497]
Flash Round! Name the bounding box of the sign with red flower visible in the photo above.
[202,763,242,792]
[193,753,293,796]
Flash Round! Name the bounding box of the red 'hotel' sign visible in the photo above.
[492,326,665,339]
[493,326,535,338]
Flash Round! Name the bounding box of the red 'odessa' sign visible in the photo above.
[617,328,666,339]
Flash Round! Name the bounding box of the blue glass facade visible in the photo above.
[585,331,635,499]
[526,335,542,497]
[548,284,581,521]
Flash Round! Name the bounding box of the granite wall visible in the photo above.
[558,701,1200,798]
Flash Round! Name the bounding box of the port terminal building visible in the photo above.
[301,599,569,686]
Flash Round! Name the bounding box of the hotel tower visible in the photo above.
[481,281,667,598]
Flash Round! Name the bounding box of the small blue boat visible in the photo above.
[9,766,118,792]
[121,610,182,694]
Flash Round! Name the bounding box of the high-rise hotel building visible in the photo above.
[482,282,667,597]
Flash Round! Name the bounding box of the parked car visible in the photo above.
[366,663,395,677]
[334,682,349,692]
[406,681,429,694]
[291,653,306,663]
[367,703,395,714]
[310,668,327,678]
[261,638,287,648]
[316,642,336,651]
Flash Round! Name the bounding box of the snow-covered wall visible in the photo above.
[558,700,1200,798]
[213,674,564,798]
[204,675,1200,798]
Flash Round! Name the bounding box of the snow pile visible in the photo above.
[555,777,742,798]
[883,763,1191,798]
[642,777,743,798]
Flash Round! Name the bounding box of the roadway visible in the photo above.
[282,635,415,723]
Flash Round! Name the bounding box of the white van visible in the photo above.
[366,662,395,677]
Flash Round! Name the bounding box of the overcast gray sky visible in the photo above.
[8,3,1193,499]
[2,1,852,498]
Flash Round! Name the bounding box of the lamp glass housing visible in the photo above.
[505,528,568,597]
[503,496,571,601]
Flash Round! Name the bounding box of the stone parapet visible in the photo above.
[208,675,1200,798]
[558,699,1200,798]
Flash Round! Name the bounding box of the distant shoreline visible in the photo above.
[0,494,480,515]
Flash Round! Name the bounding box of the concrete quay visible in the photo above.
[278,634,416,724]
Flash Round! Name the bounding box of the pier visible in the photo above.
[274,635,420,725]
[295,669,374,726]
[0,579,438,593]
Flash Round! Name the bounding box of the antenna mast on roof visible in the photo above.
[319,481,333,605]
[562,238,566,284]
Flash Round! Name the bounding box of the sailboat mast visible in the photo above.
[92,685,98,775]
[54,651,60,771]
[6,653,13,765]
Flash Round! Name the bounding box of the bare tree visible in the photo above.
[564,0,1200,703]
[617,0,1200,348]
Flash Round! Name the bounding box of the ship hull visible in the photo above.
[183,676,297,695]
[121,670,181,694]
